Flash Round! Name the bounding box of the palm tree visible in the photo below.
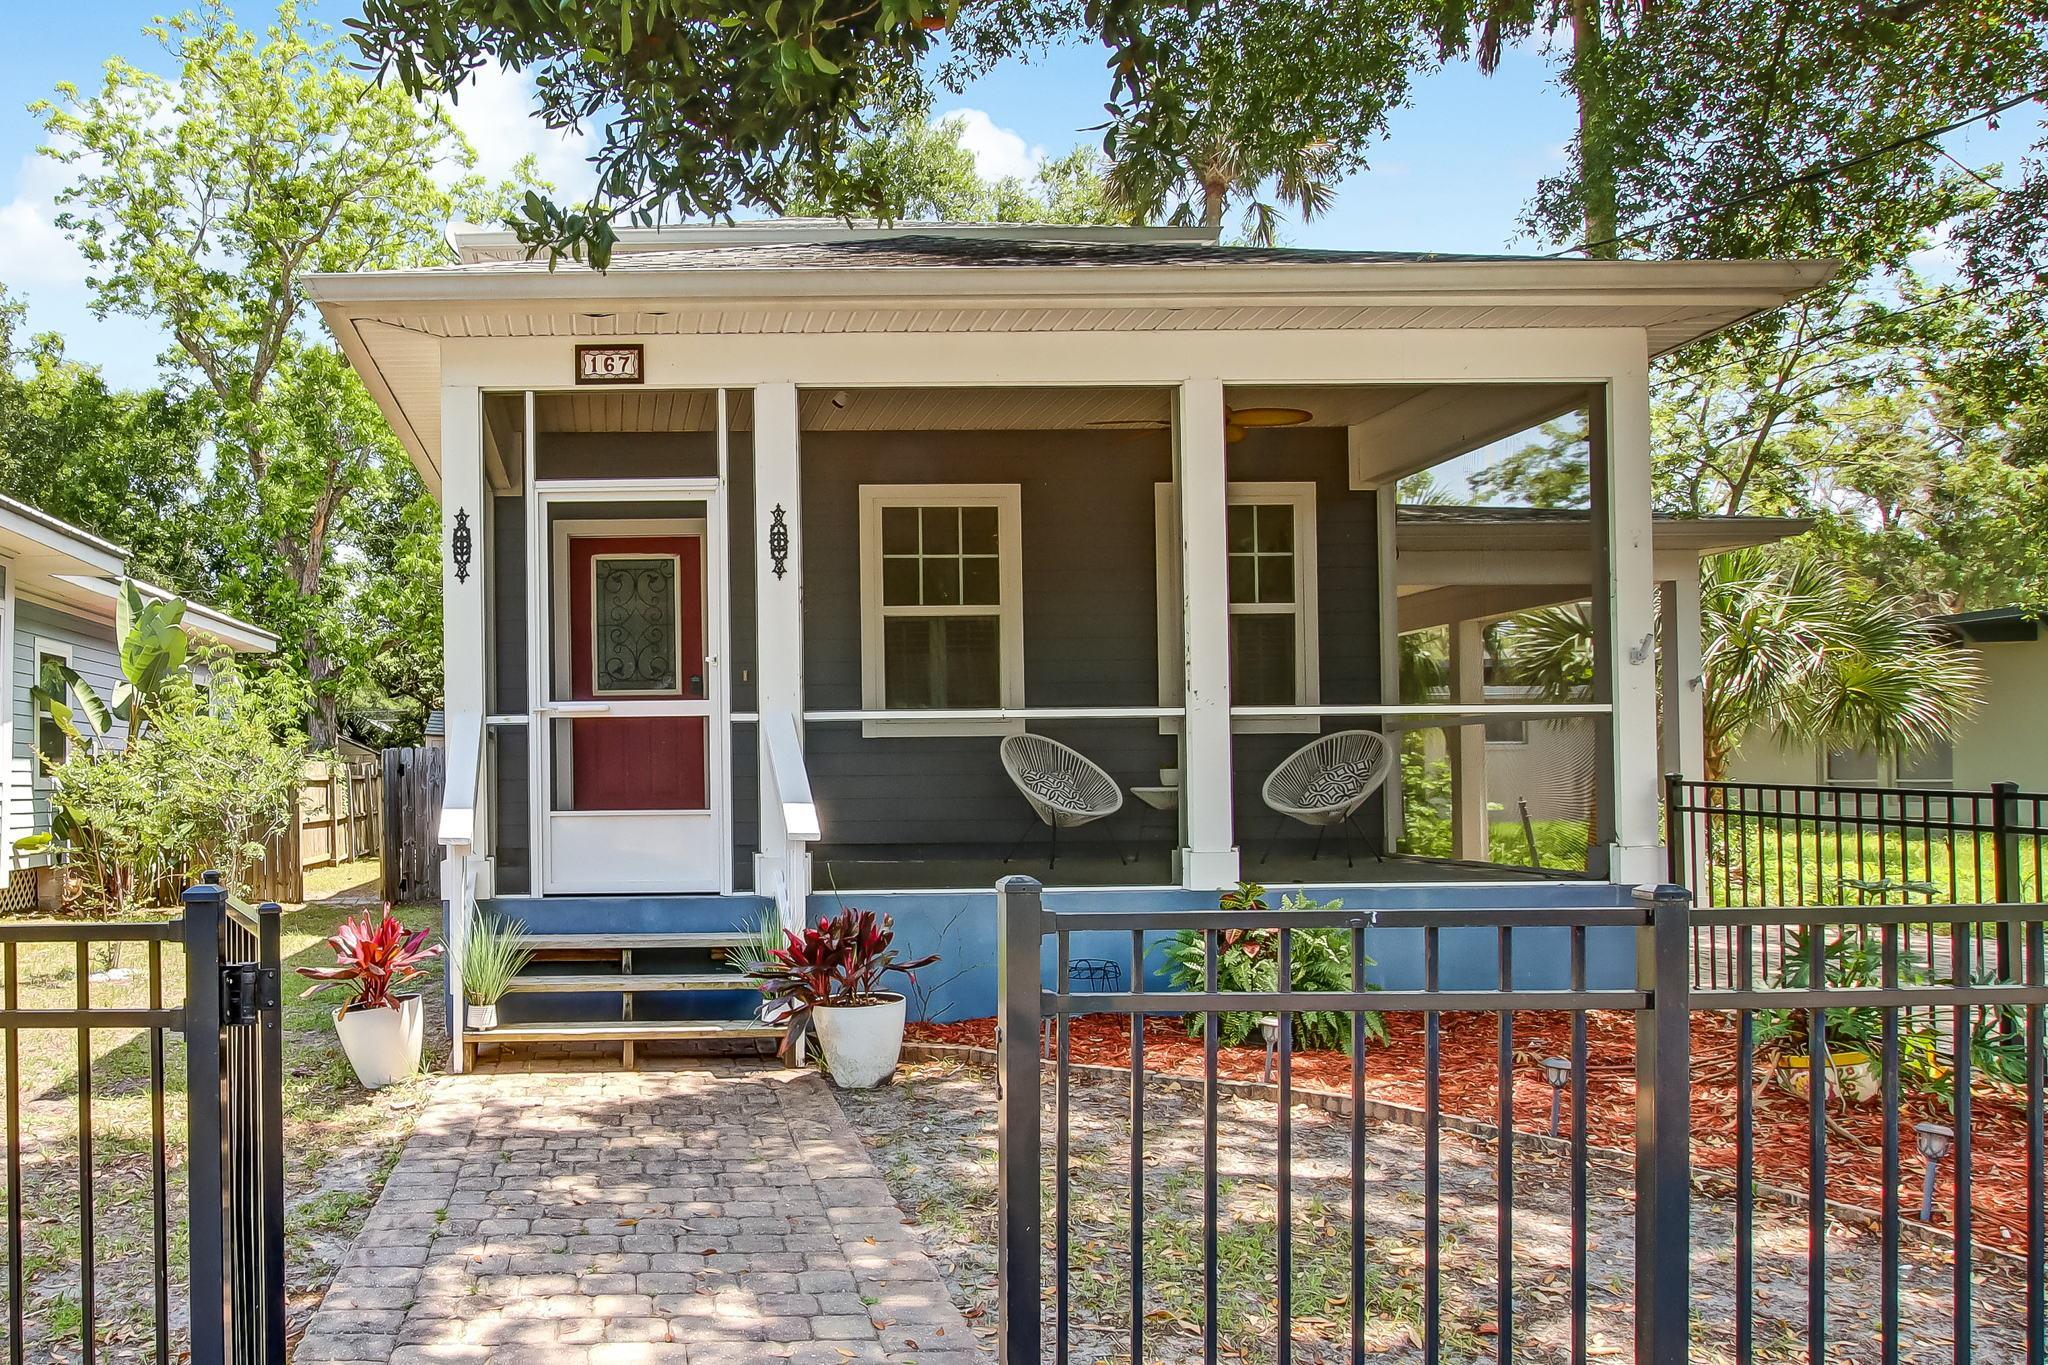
[1492,550,1983,781]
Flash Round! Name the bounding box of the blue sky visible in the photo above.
[1,2,2036,394]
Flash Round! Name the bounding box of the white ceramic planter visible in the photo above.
[467,1001,499,1032]
[813,993,908,1089]
[333,994,424,1089]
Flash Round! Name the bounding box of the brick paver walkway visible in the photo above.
[294,1062,987,1365]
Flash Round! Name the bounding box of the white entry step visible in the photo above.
[503,971,756,994]
[461,1017,782,1069]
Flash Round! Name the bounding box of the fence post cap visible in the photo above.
[995,874,1044,894]
[200,869,223,885]
[257,901,284,916]
[1633,883,1692,906]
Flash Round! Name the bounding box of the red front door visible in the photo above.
[565,534,706,811]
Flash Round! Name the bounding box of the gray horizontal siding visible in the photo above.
[12,600,123,845]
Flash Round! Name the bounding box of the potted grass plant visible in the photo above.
[749,907,937,1088]
[297,905,441,1089]
[459,909,533,1032]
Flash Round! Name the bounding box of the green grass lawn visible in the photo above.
[4,891,445,1362]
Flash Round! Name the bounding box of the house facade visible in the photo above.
[0,494,275,910]
[307,221,1831,1062]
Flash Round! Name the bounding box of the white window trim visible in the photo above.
[858,483,1026,738]
[30,638,74,790]
[1154,481,1321,735]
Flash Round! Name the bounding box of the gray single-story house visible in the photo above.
[305,219,1833,1065]
[0,494,275,909]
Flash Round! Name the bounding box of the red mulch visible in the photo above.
[907,1011,2039,1251]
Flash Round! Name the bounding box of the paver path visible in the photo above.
[294,1062,988,1365]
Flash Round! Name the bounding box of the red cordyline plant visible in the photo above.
[296,905,442,1012]
[749,907,938,1054]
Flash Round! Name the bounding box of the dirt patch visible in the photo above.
[842,1056,2027,1364]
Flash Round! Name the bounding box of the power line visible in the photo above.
[1551,86,2048,259]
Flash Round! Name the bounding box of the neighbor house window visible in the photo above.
[1895,738,1954,790]
[1155,482,1320,732]
[859,485,1024,735]
[1824,745,1882,785]
[1484,717,1530,746]
[32,641,74,786]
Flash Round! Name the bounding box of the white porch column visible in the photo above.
[1448,618,1489,861]
[1176,378,1239,889]
[1597,364,1665,883]
[1659,570,1707,782]
[1372,485,1404,850]
[752,382,810,917]
[439,382,485,1073]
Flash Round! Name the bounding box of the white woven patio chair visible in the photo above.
[1260,730,1394,868]
[1000,733,1126,870]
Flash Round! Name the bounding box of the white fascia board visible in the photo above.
[301,256,1839,320]
[52,574,278,653]
[0,503,127,576]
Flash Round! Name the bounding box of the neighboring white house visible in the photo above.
[0,493,276,909]
[304,219,1833,1057]
[1728,605,2048,794]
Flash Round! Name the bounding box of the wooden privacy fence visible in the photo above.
[381,746,445,905]
[297,757,382,870]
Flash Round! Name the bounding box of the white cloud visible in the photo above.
[442,65,598,201]
[0,152,90,290]
[935,108,1045,184]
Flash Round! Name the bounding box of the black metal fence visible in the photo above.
[1669,776,2048,993]
[992,876,2048,1365]
[1,876,285,1365]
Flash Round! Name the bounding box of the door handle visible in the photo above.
[547,701,612,716]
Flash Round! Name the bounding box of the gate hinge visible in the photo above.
[221,963,280,1026]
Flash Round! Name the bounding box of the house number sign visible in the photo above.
[575,343,643,385]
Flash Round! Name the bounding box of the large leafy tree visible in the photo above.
[0,290,208,588]
[348,0,1434,259]
[37,3,502,746]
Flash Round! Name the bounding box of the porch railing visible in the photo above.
[1,875,286,1365]
[992,877,2048,1364]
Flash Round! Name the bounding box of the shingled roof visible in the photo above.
[425,233,1542,274]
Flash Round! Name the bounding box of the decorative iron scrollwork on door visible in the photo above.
[451,508,472,583]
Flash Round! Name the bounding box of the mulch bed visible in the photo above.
[908,1010,2040,1250]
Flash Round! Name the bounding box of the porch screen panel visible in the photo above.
[879,504,1004,709]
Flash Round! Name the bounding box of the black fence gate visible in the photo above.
[1,875,286,1365]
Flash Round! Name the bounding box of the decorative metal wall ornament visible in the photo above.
[451,509,473,583]
[768,504,791,579]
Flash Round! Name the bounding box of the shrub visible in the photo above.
[748,907,939,1054]
[1163,882,1387,1052]
[297,905,442,1012]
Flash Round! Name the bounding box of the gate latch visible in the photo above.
[221,962,279,1026]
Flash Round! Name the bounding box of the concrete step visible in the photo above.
[504,971,757,994]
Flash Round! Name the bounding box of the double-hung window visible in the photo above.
[32,640,74,786]
[1155,481,1320,732]
[858,485,1024,735]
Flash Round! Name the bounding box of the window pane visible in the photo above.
[1227,555,1255,603]
[1230,612,1296,706]
[937,616,1001,708]
[1227,503,1256,553]
[962,555,1000,605]
[921,505,961,554]
[961,505,998,555]
[922,557,962,606]
[37,714,66,766]
[882,557,920,606]
[1256,554,1294,604]
[1485,718,1529,745]
[1898,739,1953,786]
[882,505,919,555]
[591,557,679,694]
[1255,504,1293,552]
[884,618,937,708]
[1826,745,1881,783]
[883,616,1001,709]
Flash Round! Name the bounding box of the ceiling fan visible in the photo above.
[1087,405,1314,444]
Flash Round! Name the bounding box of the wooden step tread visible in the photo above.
[504,972,759,993]
[465,1019,781,1043]
[519,932,758,951]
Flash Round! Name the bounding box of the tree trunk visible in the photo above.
[304,632,340,751]
[1569,1,1621,257]
[1201,177,1228,229]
